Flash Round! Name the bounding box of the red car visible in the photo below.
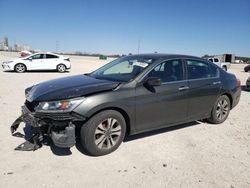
[20,51,32,57]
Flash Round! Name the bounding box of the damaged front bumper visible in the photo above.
[11,105,86,151]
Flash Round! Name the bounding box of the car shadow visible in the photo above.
[50,143,72,156]
[74,121,203,156]
[12,121,202,156]
[124,121,201,142]
[12,123,73,156]
[24,124,73,156]
[4,70,70,73]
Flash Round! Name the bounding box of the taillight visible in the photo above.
[236,78,241,87]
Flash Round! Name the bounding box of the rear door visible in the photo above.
[185,59,221,120]
[135,59,189,132]
[44,54,59,69]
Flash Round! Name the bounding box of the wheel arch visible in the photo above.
[56,63,67,72]
[57,63,65,68]
[87,107,131,135]
[220,92,233,109]
[14,63,27,71]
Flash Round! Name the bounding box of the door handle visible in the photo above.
[213,81,221,85]
[178,86,189,91]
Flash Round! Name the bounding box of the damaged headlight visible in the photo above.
[36,98,85,112]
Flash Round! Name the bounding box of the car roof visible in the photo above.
[31,52,60,56]
[126,53,204,61]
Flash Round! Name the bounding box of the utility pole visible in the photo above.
[137,39,141,54]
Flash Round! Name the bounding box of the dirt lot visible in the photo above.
[0,52,249,188]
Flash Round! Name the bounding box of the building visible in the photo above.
[3,36,8,48]
[14,43,31,51]
[0,36,9,50]
[0,36,32,51]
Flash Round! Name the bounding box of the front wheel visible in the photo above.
[14,63,26,73]
[207,95,231,124]
[57,64,66,72]
[81,110,126,156]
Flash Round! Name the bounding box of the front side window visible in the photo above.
[31,54,44,60]
[148,59,184,82]
[187,60,218,80]
[90,56,155,82]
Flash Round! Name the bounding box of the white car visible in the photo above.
[2,52,71,73]
[207,57,230,71]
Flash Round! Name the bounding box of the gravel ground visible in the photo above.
[0,51,249,188]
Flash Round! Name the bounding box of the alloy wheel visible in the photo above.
[94,118,122,149]
[16,64,25,72]
[58,65,66,72]
[216,99,229,120]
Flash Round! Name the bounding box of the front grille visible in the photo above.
[34,112,73,121]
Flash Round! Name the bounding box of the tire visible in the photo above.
[207,95,231,124]
[57,64,66,72]
[14,63,26,73]
[81,110,126,156]
[222,66,227,71]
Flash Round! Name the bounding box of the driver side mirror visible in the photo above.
[145,77,162,87]
[27,57,32,61]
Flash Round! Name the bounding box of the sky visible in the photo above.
[0,0,250,56]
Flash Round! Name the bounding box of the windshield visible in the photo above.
[90,56,155,82]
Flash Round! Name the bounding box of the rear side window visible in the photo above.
[46,54,58,59]
[187,60,218,80]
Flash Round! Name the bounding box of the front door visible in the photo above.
[28,54,45,70]
[135,59,188,132]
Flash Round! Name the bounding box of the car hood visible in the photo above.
[26,75,120,102]
[3,57,24,63]
[12,57,26,61]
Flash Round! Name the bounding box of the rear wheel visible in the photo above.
[81,110,126,156]
[207,95,231,124]
[57,64,66,72]
[14,63,26,73]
